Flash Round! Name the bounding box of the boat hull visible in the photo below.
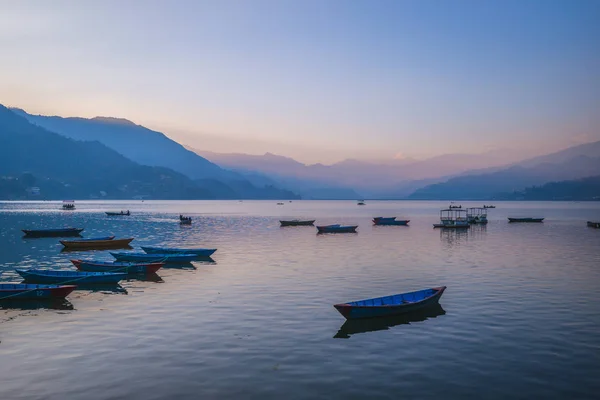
[60,238,134,249]
[22,228,84,238]
[317,225,358,233]
[111,252,199,263]
[0,284,76,300]
[373,219,409,226]
[71,259,163,274]
[508,218,544,223]
[279,220,315,226]
[16,269,126,285]
[334,287,446,320]
[140,246,217,257]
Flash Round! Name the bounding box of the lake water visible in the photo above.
[1,200,599,399]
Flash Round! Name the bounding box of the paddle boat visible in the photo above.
[279,220,316,227]
[316,224,358,233]
[433,209,470,229]
[22,227,84,238]
[372,217,410,226]
[140,246,217,257]
[59,237,134,249]
[16,269,127,285]
[0,284,76,300]
[106,210,130,216]
[587,221,600,228]
[466,207,488,224]
[179,215,192,225]
[110,252,199,263]
[333,286,446,320]
[62,200,75,210]
[71,259,163,274]
[508,217,544,223]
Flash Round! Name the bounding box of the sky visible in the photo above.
[1,0,599,164]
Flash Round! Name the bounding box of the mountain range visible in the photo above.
[9,107,299,200]
[4,105,599,201]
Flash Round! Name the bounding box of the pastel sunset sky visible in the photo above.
[1,0,599,163]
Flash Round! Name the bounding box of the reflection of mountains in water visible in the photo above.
[334,304,446,339]
[0,298,74,311]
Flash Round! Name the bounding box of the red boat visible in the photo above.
[71,259,163,274]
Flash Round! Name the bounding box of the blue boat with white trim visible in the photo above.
[140,246,217,257]
[334,286,447,320]
[110,252,199,263]
[16,269,126,285]
[0,283,76,300]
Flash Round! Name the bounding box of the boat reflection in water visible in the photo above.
[73,284,128,294]
[334,304,446,339]
[0,298,74,311]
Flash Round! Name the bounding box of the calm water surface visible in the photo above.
[1,200,599,399]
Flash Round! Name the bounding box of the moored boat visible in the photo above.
[106,210,130,216]
[15,269,126,285]
[140,246,217,257]
[59,237,134,249]
[22,228,84,238]
[0,283,76,300]
[373,217,409,226]
[71,259,163,274]
[466,207,488,224]
[334,286,446,320]
[508,217,544,223]
[316,224,358,233]
[279,220,315,226]
[587,221,600,228]
[110,252,199,263]
[433,209,470,229]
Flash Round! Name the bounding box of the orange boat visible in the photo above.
[60,237,134,249]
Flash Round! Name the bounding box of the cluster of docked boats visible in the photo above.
[0,228,217,302]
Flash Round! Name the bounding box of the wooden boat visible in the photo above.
[316,224,358,233]
[0,284,76,300]
[587,221,600,228]
[71,259,163,274]
[59,237,134,249]
[433,209,470,229]
[110,252,199,263]
[22,228,84,238]
[373,217,409,226]
[179,215,192,225]
[334,286,446,320]
[141,246,217,257]
[508,217,544,223]
[466,207,488,225]
[15,269,126,285]
[279,220,315,226]
[62,200,75,210]
[106,210,130,216]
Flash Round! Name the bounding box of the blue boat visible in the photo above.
[334,286,447,320]
[0,283,76,300]
[110,252,199,263]
[140,246,217,257]
[22,228,84,238]
[316,224,358,233]
[373,217,410,226]
[16,269,126,285]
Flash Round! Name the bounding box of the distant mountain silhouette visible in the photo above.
[497,175,600,201]
[193,148,532,199]
[0,105,211,200]
[11,108,299,200]
[408,141,600,200]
